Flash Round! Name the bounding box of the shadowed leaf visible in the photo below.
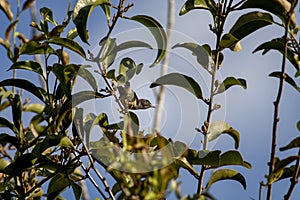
[48,38,86,58]
[20,41,55,55]
[0,0,13,21]
[269,72,300,92]
[8,61,43,76]
[280,137,300,151]
[179,0,217,16]
[217,77,247,94]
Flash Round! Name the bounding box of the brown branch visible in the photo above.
[284,149,300,200]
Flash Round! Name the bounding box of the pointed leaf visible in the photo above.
[179,0,217,16]
[130,15,167,67]
[273,156,299,172]
[0,79,46,102]
[48,38,86,58]
[22,0,34,11]
[253,38,299,70]
[269,72,300,92]
[0,158,10,172]
[217,77,247,94]
[0,117,18,134]
[207,121,230,142]
[47,173,70,199]
[172,42,209,69]
[70,181,82,200]
[280,137,300,151]
[177,157,199,177]
[73,0,110,43]
[220,150,252,169]
[78,67,98,91]
[219,33,240,50]
[150,73,203,99]
[206,169,247,190]
[222,128,240,149]
[118,57,136,84]
[0,0,13,21]
[297,121,300,132]
[196,150,221,167]
[72,91,106,107]
[40,7,57,25]
[237,0,296,28]
[8,61,43,76]
[20,41,55,55]
[116,40,152,52]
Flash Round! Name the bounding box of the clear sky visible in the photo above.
[0,0,299,199]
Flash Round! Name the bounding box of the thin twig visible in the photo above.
[266,1,297,199]
[284,149,300,200]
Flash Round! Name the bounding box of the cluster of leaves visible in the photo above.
[0,0,299,200]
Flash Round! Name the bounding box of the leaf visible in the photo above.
[20,41,55,55]
[70,181,82,200]
[179,0,217,16]
[5,20,18,41]
[273,156,299,172]
[5,153,37,175]
[78,67,98,91]
[222,128,240,149]
[217,77,247,94]
[0,133,20,148]
[172,42,209,70]
[73,0,110,43]
[32,134,65,156]
[0,79,46,102]
[116,40,152,52]
[297,121,300,132]
[194,150,221,167]
[219,33,240,50]
[280,137,300,151]
[0,159,10,172]
[220,150,252,169]
[22,0,35,11]
[8,61,43,76]
[0,117,19,134]
[47,173,70,199]
[72,91,106,107]
[40,7,58,25]
[0,0,13,21]
[220,12,274,51]
[48,38,86,58]
[23,103,45,113]
[253,38,299,70]
[269,72,300,92]
[99,37,117,68]
[177,157,199,177]
[130,15,167,67]
[207,121,230,142]
[150,73,203,100]
[237,0,297,28]
[117,57,137,84]
[206,169,247,190]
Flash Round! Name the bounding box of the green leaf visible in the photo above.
[273,156,299,172]
[237,0,297,28]
[221,12,274,51]
[0,0,13,21]
[130,15,167,67]
[59,136,74,148]
[24,103,44,113]
[72,91,107,107]
[48,38,86,58]
[219,33,240,50]
[40,7,57,25]
[150,73,203,100]
[179,0,217,16]
[117,57,137,84]
[194,150,221,167]
[116,40,152,52]
[220,150,252,169]
[177,157,199,177]
[207,121,230,142]
[123,111,140,136]
[217,77,247,94]
[73,0,110,43]
[32,134,65,156]
[100,4,110,22]
[0,159,10,173]
[8,61,43,76]
[0,117,18,135]
[20,41,55,55]
[222,128,240,149]
[206,169,247,190]
[5,153,37,175]
[253,38,299,70]
[99,37,117,68]
[297,121,300,132]
[47,173,70,199]
[78,67,98,91]
[172,42,209,70]
[70,181,82,200]
[280,137,300,151]
[269,72,300,92]
[0,79,46,102]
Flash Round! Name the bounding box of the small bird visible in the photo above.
[117,81,155,110]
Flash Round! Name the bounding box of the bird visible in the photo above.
[117,81,155,110]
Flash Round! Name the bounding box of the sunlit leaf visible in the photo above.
[0,158,10,172]
[220,150,252,169]
[150,73,203,100]
[221,12,274,51]
[20,41,55,55]
[23,103,44,113]
[222,128,240,149]
[172,42,209,70]
[5,153,37,175]
[100,4,110,22]
[237,0,296,28]
[177,157,199,177]
[40,7,58,25]
[48,38,86,58]
[207,121,230,142]
[219,33,240,50]
[22,0,34,11]
[273,156,299,172]
[0,79,46,102]
[130,15,167,67]
[280,137,300,151]
[217,77,247,94]
[47,173,70,199]
[179,0,217,16]
[59,136,74,148]
[67,28,78,40]
[8,61,43,76]
[0,0,13,21]
[253,38,299,70]
[73,0,111,43]
[206,169,247,190]
[269,72,300,92]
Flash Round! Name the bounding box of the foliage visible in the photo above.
[0,0,299,200]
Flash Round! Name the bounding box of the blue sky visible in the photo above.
[0,0,300,199]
